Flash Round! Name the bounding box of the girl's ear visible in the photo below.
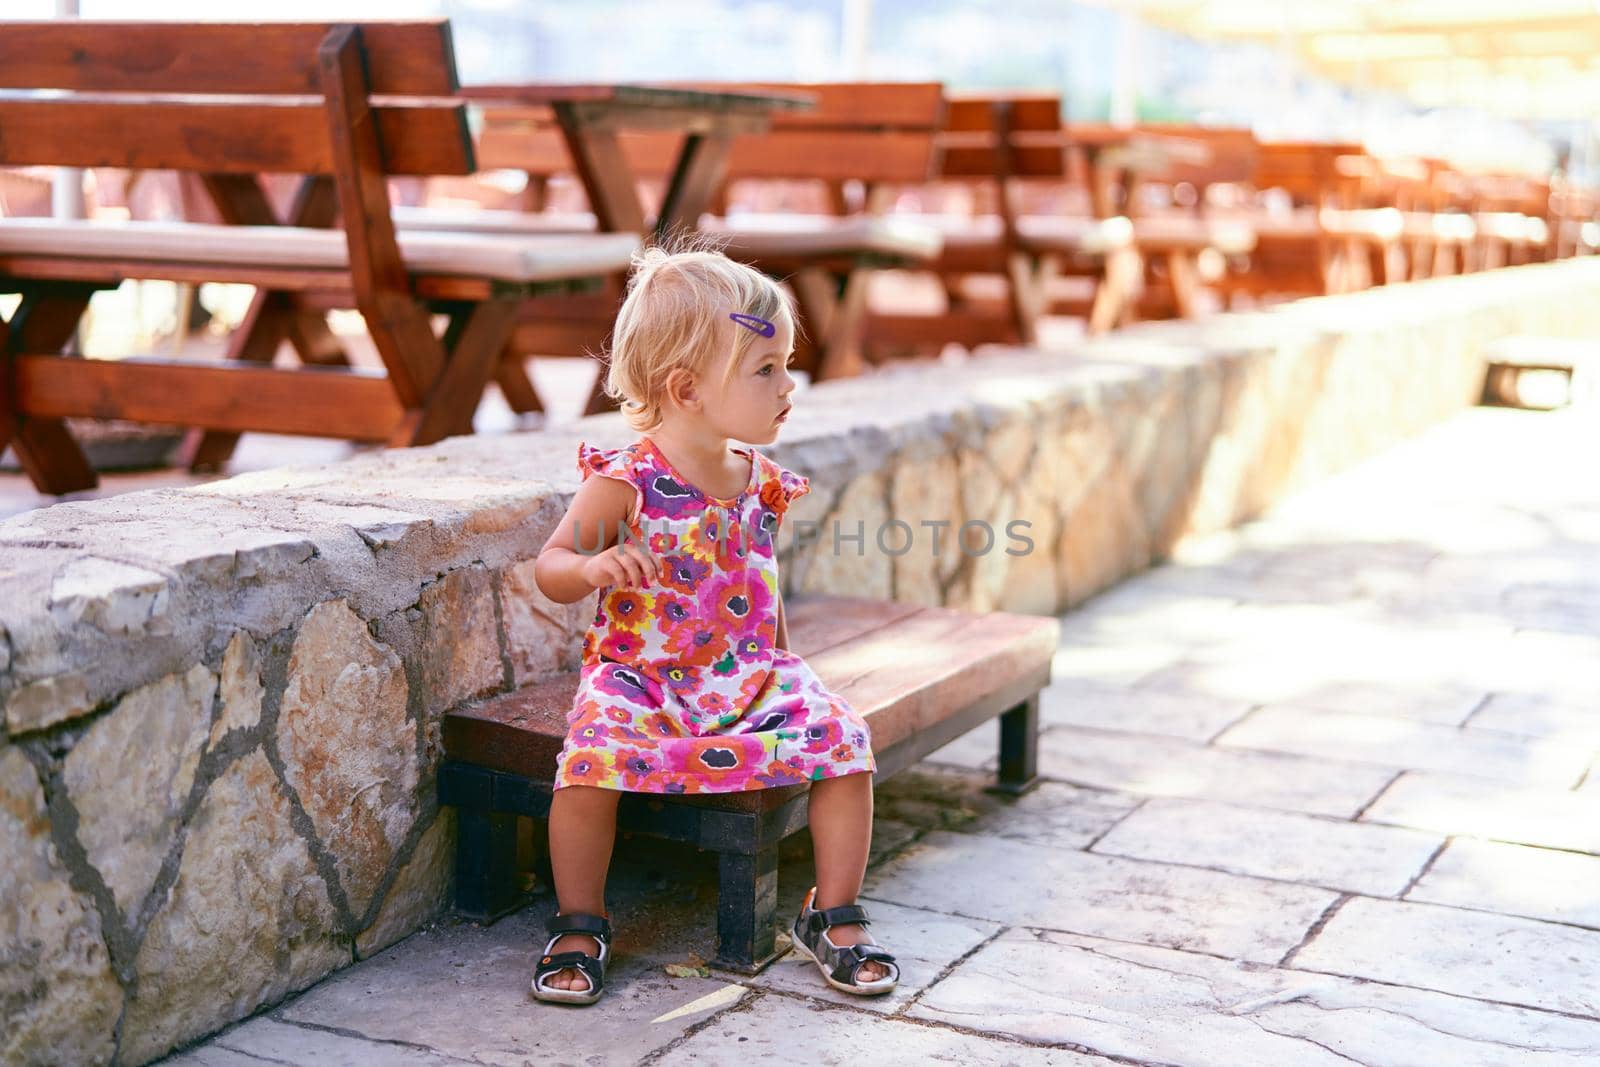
[665,366,700,411]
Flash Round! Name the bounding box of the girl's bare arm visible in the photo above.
[534,476,663,604]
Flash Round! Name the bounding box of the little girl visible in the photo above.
[529,247,899,1005]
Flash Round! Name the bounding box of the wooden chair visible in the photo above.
[439,595,1058,972]
[0,20,638,493]
[867,93,1141,352]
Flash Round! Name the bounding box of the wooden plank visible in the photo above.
[14,355,403,440]
[462,83,812,115]
[944,94,1060,133]
[783,596,927,658]
[0,20,459,96]
[0,288,100,494]
[0,254,354,293]
[724,131,940,183]
[0,98,474,177]
[672,82,942,129]
[400,296,521,446]
[318,25,446,408]
[552,103,649,233]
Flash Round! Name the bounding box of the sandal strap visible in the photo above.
[535,950,605,991]
[547,912,612,942]
[830,944,897,986]
[816,904,870,929]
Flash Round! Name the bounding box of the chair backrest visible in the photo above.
[938,93,1067,180]
[1252,141,1363,207]
[0,20,472,178]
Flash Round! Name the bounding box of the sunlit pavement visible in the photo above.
[162,405,1600,1066]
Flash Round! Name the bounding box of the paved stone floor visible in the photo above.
[160,404,1599,1066]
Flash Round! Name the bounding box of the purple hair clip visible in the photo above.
[728,312,776,338]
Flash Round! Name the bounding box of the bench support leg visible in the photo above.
[455,807,521,922]
[990,693,1041,796]
[712,844,782,974]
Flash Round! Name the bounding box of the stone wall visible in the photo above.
[4,258,1598,1065]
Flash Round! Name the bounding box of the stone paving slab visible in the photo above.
[1090,796,1443,897]
[873,766,1141,849]
[654,992,1117,1065]
[1215,705,1594,787]
[270,909,754,1066]
[1405,838,1600,929]
[1291,897,1600,1018]
[1279,680,1489,725]
[1036,679,1252,741]
[164,1018,480,1067]
[1465,692,1600,746]
[1048,637,1190,688]
[863,830,1339,964]
[1035,725,1397,817]
[735,898,1000,1016]
[908,927,1600,1066]
[1360,771,1600,854]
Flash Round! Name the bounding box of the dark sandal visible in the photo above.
[531,912,612,1005]
[790,886,900,996]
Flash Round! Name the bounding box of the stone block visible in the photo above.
[0,744,121,1067]
[64,664,216,917]
[277,600,417,917]
[119,750,345,1065]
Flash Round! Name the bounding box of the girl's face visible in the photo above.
[699,330,797,444]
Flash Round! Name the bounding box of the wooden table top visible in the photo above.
[458,82,814,113]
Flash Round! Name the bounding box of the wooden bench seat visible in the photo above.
[392,206,942,268]
[705,212,943,265]
[438,594,1058,973]
[0,218,638,287]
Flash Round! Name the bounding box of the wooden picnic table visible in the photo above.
[458,83,814,237]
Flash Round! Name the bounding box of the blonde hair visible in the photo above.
[601,239,797,433]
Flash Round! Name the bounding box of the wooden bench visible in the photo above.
[438,595,1058,973]
[0,20,638,492]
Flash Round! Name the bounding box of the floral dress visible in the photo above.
[552,436,876,794]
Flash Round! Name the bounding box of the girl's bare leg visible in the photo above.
[806,771,889,981]
[541,784,621,991]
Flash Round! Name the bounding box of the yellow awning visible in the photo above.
[1108,1,1600,119]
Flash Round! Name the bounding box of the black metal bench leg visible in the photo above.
[455,806,521,922]
[990,693,1041,796]
[711,843,782,974]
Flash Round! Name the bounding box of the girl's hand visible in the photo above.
[580,540,663,591]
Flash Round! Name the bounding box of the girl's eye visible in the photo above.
[758,365,773,376]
